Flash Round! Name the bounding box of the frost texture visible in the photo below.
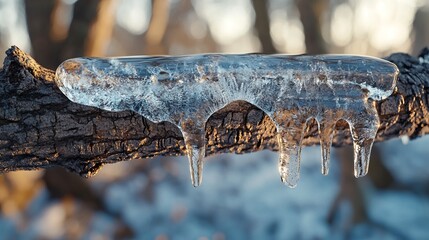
[55,54,398,188]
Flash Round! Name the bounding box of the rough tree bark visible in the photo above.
[0,46,428,177]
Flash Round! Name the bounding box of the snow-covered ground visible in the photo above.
[1,137,429,239]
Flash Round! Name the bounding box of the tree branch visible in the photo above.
[0,46,428,176]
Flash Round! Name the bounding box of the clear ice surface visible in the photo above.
[55,54,398,188]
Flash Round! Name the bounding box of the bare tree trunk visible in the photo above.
[0,46,428,176]
[25,0,59,68]
[295,0,328,54]
[61,0,112,59]
[251,0,277,53]
[84,0,117,56]
[159,0,218,54]
[412,6,429,55]
[144,0,170,55]
[25,0,116,65]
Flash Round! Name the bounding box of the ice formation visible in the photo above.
[55,54,398,188]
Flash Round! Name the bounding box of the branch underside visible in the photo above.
[0,46,428,177]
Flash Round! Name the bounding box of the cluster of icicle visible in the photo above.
[55,54,398,188]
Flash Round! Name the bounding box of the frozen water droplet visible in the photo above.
[318,120,336,175]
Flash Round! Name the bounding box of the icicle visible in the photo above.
[352,138,375,177]
[349,113,379,178]
[185,143,205,187]
[278,135,301,188]
[318,119,336,175]
[276,124,304,188]
[180,122,206,188]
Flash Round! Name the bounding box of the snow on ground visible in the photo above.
[103,148,340,239]
[0,137,429,239]
[380,137,429,186]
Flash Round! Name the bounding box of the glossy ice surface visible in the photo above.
[55,54,398,188]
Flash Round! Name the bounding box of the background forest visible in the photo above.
[0,0,429,239]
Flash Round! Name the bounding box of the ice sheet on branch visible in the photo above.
[55,54,398,188]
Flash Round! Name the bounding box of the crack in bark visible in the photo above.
[0,46,428,176]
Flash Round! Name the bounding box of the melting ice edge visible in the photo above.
[55,54,399,188]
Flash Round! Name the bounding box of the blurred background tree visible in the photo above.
[0,0,428,239]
